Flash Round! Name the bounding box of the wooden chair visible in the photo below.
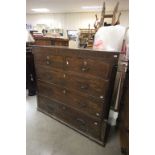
[94,1,121,32]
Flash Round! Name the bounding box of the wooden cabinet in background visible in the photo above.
[34,37,69,46]
[32,46,119,146]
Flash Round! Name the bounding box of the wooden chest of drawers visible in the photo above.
[32,46,119,146]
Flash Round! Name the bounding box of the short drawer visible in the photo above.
[36,66,109,98]
[64,56,113,79]
[37,95,101,139]
[37,81,105,119]
[34,52,65,70]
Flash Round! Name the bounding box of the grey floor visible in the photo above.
[26,95,122,155]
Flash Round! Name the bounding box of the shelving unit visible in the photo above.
[79,29,95,48]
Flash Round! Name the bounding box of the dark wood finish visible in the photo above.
[52,38,69,46]
[119,67,129,155]
[36,65,109,98]
[111,55,128,111]
[38,94,101,139]
[26,44,36,96]
[26,36,68,94]
[37,80,104,119]
[32,46,119,145]
[34,37,69,46]
[64,56,112,79]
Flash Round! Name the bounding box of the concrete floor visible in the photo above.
[26,95,122,155]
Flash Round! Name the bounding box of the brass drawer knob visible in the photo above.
[94,122,98,126]
[96,113,100,117]
[46,56,50,59]
[66,60,69,65]
[62,89,66,94]
[80,84,88,90]
[100,96,104,99]
[63,74,66,78]
[81,67,89,72]
[46,56,50,65]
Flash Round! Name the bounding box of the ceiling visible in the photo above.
[26,0,129,14]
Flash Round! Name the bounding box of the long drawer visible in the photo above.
[34,52,113,79]
[36,65,109,98]
[38,95,101,139]
[37,81,105,119]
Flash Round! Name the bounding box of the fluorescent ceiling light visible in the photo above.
[82,6,102,10]
[32,8,50,13]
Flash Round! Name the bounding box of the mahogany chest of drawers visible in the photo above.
[32,46,119,146]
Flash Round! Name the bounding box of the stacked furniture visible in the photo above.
[32,46,119,146]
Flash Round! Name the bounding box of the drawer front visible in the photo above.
[38,95,101,139]
[64,56,113,79]
[36,66,65,86]
[55,41,68,46]
[36,66,109,98]
[35,52,65,70]
[37,81,104,119]
[38,94,58,114]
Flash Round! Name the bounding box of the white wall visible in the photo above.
[26,11,129,31]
